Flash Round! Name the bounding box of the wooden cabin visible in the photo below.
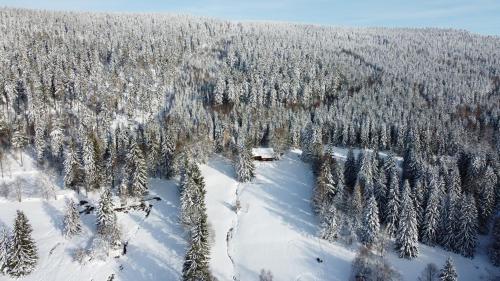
[251,148,276,161]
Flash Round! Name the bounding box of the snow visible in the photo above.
[202,149,500,281]
[203,150,357,281]
[200,156,239,281]
[0,153,186,281]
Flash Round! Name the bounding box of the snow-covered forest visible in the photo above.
[0,7,499,281]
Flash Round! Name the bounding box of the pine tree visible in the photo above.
[403,141,421,187]
[125,138,148,197]
[373,167,387,223]
[11,126,28,166]
[422,184,442,246]
[385,172,400,237]
[96,189,118,243]
[439,193,458,252]
[49,120,64,160]
[63,143,84,193]
[477,166,496,234]
[63,199,82,237]
[313,160,336,212]
[455,194,478,258]
[0,228,10,274]
[439,257,458,281]
[318,203,338,242]
[395,180,419,259]
[344,148,357,189]
[34,120,46,164]
[161,131,176,178]
[234,145,255,182]
[7,211,38,277]
[83,132,101,191]
[360,195,380,246]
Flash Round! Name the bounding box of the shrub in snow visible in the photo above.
[418,263,439,281]
[89,237,110,261]
[350,246,399,281]
[73,247,89,264]
[439,257,458,281]
[259,269,273,281]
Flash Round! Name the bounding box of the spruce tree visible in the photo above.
[318,204,338,242]
[96,189,118,243]
[11,126,28,165]
[63,199,82,237]
[422,184,441,246]
[395,180,419,259]
[83,132,101,191]
[234,145,255,182]
[313,160,336,212]
[439,257,458,281]
[0,228,9,274]
[455,194,478,258]
[360,195,379,246]
[63,143,84,192]
[344,148,357,189]
[477,166,496,234]
[385,172,400,238]
[7,211,38,277]
[125,138,148,197]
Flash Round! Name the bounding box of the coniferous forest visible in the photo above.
[0,7,499,281]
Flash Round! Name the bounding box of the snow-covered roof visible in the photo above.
[251,148,275,159]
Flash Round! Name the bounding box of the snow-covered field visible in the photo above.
[202,150,500,281]
[0,153,186,281]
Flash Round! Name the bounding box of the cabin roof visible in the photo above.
[251,148,275,159]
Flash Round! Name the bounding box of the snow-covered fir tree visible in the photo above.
[125,138,148,197]
[489,216,500,266]
[455,194,478,258]
[360,195,379,246]
[63,142,84,193]
[439,257,458,281]
[96,189,119,243]
[344,148,357,189]
[395,180,419,259]
[422,181,442,246]
[318,203,338,242]
[234,145,255,182]
[385,171,400,238]
[0,228,10,274]
[63,199,82,237]
[6,211,38,277]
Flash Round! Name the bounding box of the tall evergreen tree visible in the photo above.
[344,148,357,189]
[96,189,119,243]
[125,138,148,197]
[455,194,478,258]
[63,199,82,237]
[63,143,84,193]
[234,145,255,182]
[395,180,419,259]
[0,228,9,274]
[477,166,496,234]
[385,172,400,237]
[6,211,38,277]
[360,195,380,246]
[422,183,442,246]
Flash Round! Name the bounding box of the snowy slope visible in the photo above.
[0,153,186,281]
[200,156,239,281]
[202,149,499,281]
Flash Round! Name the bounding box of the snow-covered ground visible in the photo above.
[202,149,500,281]
[0,152,186,281]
